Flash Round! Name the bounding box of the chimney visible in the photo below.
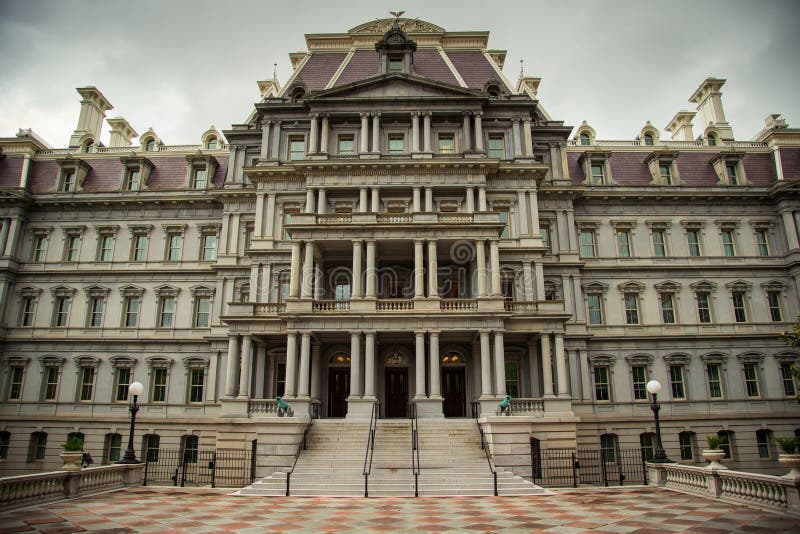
[665,111,696,141]
[689,77,734,140]
[107,117,138,148]
[68,87,113,149]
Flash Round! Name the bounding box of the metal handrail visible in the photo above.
[410,401,420,497]
[362,401,379,497]
[285,421,311,496]
[475,406,498,496]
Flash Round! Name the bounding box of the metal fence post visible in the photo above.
[210,451,217,488]
[571,452,577,488]
[250,440,258,483]
[180,453,187,487]
[601,453,608,487]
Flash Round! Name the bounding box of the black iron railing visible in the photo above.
[474,407,498,496]
[143,442,256,488]
[362,401,380,497]
[410,401,420,497]
[532,447,648,488]
[285,422,311,496]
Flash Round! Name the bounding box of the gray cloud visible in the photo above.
[1,0,798,146]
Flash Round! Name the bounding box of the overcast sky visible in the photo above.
[1,0,798,147]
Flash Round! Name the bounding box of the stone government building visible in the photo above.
[0,17,799,478]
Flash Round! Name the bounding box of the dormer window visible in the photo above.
[192,167,208,189]
[206,137,218,150]
[711,154,747,186]
[726,163,738,185]
[659,164,672,185]
[388,56,403,73]
[591,164,604,185]
[83,140,94,153]
[708,133,718,146]
[579,152,612,185]
[580,133,591,146]
[290,87,305,102]
[644,134,654,146]
[62,170,76,192]
[185,153,218,190]
[145,139,156,151]
[645,151,679,185]
[124,168,141,191]
[486,84,501,99]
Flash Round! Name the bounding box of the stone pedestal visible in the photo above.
[220,398,250,418]
[346,398,378,419]
[414,398,444,418]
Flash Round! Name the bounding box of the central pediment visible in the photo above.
[309,74,482,100]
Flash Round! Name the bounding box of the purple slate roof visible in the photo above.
[412,49,459,86]
[297,53,347,91]
[780,147,800,181]
[444,51,498,89]
[333,50,380,87]
[0,156,23,187]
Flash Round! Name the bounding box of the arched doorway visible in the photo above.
[328,352,350,418]
[384,347,410,418]
[441,351,467,417]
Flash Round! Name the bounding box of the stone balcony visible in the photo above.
[289,211,501,227]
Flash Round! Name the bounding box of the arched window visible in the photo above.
[579,132,591,146]
[708,134,717,146]
[27,431,47,462]
[83,140,94,153]
[206,137,218,150]
[291,88,305,102]
[144,139,156,152]
[640,432,656,461]
[142,434,160,462]
[643,133,654,146]
[329,353,351,365]
[103,433,122,463]
[600,433,618,461]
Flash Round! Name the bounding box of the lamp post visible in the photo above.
[646,380,673,463]
[117,381,144,464]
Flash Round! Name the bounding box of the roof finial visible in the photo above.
[519,58,525,78]
[273,62,278,82]
[390,10,405,20]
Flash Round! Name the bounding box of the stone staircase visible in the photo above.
[238,418,545,497]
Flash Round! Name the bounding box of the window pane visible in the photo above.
[587,295,603,325]
[579,231,596,258]
[780,362,796,396]
[707,364,723,398]
[632,366,647,400]
[438,137,454,154]
[338,138,354,155]
[624,293,639,325]
[115,368,130,401]
[721,231,735,257]
[189,369,204,402]
[768,292,782,322]
[732,292,747,322]
[744,363,759,397]
[660,293,675,324]
[80,368,94,401]
[687,230,701,257]
[652,230,666,257]
[697,293,711,323]
[202,234,217,260]
[124,297,140,327]
[590,164,604,185]
[594,367,609,401]
[388,137,405,154]
[679,432,694,460]
[616,230,630,257]
[289,139,305,160]
[488,137,505,158]
[152,368,167,402]
[504,361,519,398]
[44,367,59,400]
[755,230,769,256]
[669,365,685,399]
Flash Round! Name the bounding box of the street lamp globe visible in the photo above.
[646,380,662,395]
[129,381,144,397]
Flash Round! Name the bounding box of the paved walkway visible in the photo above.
[1,486,798,533]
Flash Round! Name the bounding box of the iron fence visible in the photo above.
[143,441,256,488]
[532,446,648,488]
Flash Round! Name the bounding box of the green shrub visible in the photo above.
[705,435,724,450]
[776,437,797,454]
[61,437,84,451]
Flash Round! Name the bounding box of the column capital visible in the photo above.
[428,329,441,336]
[360,112,370,119]
[411,111,421,118]
[474,111,483,118]
[352,239,363,246]
[462,111,473,117]
[479,329,492,335]
[414,330,427,336]
[310,112,320,119]
[491,329,506,335]
[299,330,313,336]
[363,330,377,336]
[423,111,432,117]
[228,333,239,340]
[365,238,377,244]
[371,112,381,118]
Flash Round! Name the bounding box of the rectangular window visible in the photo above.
[275,362,286,397]
[541,226,550,251]
[192,167,208,189]
[600,434,616,462]
[726,163,738,185]
[20,297,36,327]
[718,432,732,459]
[780,362,797,397]
[43,367,59,400]
[201,233,217,261]
[125,168,141,191]
[388,56,403,72]
[166,234,183,262]
[579,230,596,258]
[660,293,676,324]
[497,210,509,239]
[488,136,505,159]
[652,230,667,257]
[115,368,130,402]
[731,292,747,322]
[624,293,639,325]
[755,230,770,256]
[686,230,701,257]
[65,236,81,262]
[123,296,140,327]
[62,170,76,192]
[8,367,23,400]
[697,293,712,323]
[587,294,603,325]
[79,367,95,401]
[145,435,160,462]
[388,135,405,155]
[756,430,770,459]
[28,433,47,462]
[106,434,122,463]
[669,365,685,399]
[88,296,105,327]
[744,363,759,397]
[182,436,199,463]
[679,432,694,461]
[338,136,354,155]
[593,366,610,401]
[721,230,736,257]
[616,230,631,257]
[53,297,70,327]
[189,368,204,403]
[151,368,167,402]
[767,291,782,322]
[640,434,655,462]
[158,297,176,328]
[707,364,723,398]
[131,235,148,262]
[32,236,48,262]
[289,138,305,161]
[632,366,647,400]
[659,164,672,184]
[98,235,114,262]
[438,136,454,154]
[335,282,351,302]
[590,164,604,185]
[194,297,211,327]
[504,361,519,398]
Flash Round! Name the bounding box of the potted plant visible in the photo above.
[776,437,800,478]
[60,436,84,471]
[702,435,727,470]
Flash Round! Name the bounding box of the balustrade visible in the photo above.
[255,303,287,315]
[504,300,538,313]
[248,398,279,416]
[440,298,478,311]
[376,299,414,311]
[313,299,350,312]
[508,398,545,415]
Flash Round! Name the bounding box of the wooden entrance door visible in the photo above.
[442,367,466,417]
[328,368,350,418]
[385,367,408,418]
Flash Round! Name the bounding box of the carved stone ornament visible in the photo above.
[350,18,444,34]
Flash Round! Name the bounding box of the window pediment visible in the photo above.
[690,280,717,293]
[84,285,110,297]
[50,286,76,297]
[725,280,752,292]
[775,352,798,364]
[62,225,86,237]
[589,354,616,367]
[31,226,53,237]
[664,353,690,365]
[736,352,764,364]
[55,155,91,192]
[761,280,785,292]
[183,356,210,369]
[146,356,174,369]
[96,225,119,236]
[155,285,180,297]
[120,285,145,297]
[39,355,65,368]
[73,355,100,368]
[654,280,681,293]
[110,356,136,369]
[618,281,645,294]
[190,285,215,297]
[700,352,728,366]
[17,286,42,297]
[582,281,608,294]
[625,353,654,367]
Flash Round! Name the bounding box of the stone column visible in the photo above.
[360,113,369,154]
[480,331,492,397]
[0,220,8,257]
[534,262,545,301]
[371,188,380,213]
[255,193,266,238]
[465,187,475,213]
[305,188,315,214]
[365,240,376,298]
[474,112,484,152]
[289,241,302,298]
[237,335,253,399]
[522,262,534,301]
[462,112,472,152]
[413,187,421,212]
[489,240,501,296]
[423,113,432,152]
[512,119,522,158]
[427,240,438,298]
[414,239,425,298]
[371,114,380,153]
[782,211,799,250]
[350,332,362,398]
[579,348,592,401]
[320,114,329,154]
[478,186,487,211]
[310,340,322,401]
[224,334,239,398]
[317,188,327,214]
[517,191,529,235]
[528,187,541,235]
[541,334,555,397]
[411,112,420,153]
[415,331,427,398]
[359,188,368,213]
[260,122,271,160]
[285,332,298,397]
[429,331,441,397]
[314,260,325,300]
[565,209,577,252]
[309,114,319,154]
[271,121,282,159]
[493,331,506,397]
[226,146,238,182]
[297,332,311,398]
[555,333,569,397]
[472,337,482,399]
[523,118,533,157]
[352,240,363,298]
[301,241,314,299]
[219,214,230,255]
[364,331,376,399]
[425,187,434,212]
[229,213,241,255]
[254,343,266,398]
[556,211,568,253]
[476,240,488,297]
[265,194,276,240]
[528,338,540,397]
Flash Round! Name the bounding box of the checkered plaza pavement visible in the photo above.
[1,486,798,533]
